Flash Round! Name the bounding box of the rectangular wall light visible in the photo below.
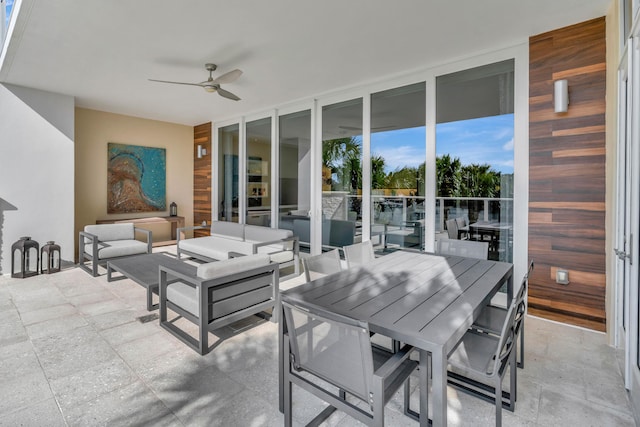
[554,79,569,113]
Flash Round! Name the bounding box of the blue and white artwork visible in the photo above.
[107,143,166,213]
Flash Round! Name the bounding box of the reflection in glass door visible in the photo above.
[279,110,311,249]
[321,99,363,250]
[218,124,239,222]
[370,82,426,251]
[246,117,272,227]
[435,60,515,262]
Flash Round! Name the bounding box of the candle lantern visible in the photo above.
[11,236,40,278]
[41,241,62,274]
[170,202,177,216]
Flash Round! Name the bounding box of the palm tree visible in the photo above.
[322,137,361,191]
[436,154,462,197]
[371,155,387,189]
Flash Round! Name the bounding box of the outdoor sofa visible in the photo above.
[177,221,299,278]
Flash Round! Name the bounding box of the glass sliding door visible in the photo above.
[370,82,426,251]
[435,59,515,262]
[246,117,272,227]
[218,124,239,222]
[279,110,311,249]
[321,98,363,250]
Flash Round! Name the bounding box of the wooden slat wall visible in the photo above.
[528,17,607,331]
[194,122,212,238]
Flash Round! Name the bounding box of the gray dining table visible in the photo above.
[279,250,513,426]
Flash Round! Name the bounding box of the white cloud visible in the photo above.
[502,138,514,151]
[373,145,425,171]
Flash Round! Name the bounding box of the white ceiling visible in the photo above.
[0,0,610,126]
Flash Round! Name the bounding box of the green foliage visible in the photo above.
[323,137,504,198]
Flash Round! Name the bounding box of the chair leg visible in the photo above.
[372,375,384,427]
[517,324,525,369]
[284,374,293,427]
[496,377,502,427]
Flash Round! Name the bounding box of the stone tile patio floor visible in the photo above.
[0,248,635,426]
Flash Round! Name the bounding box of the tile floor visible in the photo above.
[0,248,636,426]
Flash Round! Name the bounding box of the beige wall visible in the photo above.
[605,1,620,343]
[75,108,193,254]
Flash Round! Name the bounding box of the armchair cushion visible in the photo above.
[197,254,271,279]
[85,239,149,260]
[84,223,134,241]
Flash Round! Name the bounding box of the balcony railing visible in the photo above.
[321,192,513,261]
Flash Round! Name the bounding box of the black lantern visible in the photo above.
[11,236,40,278]
[170,202,177,216]
[41,241,61,274]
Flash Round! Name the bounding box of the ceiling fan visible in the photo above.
[149,63,242,101]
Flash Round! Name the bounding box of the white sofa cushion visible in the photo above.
[197,254,271,279]
[179,236,254,261]
[86,239,149,259]
[84,223,135,242]
[210,221,244,241]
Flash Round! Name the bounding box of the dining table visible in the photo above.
[278,250,513,426]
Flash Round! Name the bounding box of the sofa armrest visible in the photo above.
[134,227,153,253]
[79,230,99,258]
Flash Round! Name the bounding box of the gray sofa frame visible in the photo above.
[78,227,152,277]
[159,261,279,355]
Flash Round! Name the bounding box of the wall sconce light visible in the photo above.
[197,144,207,159]
[556,269,570,285]
[554,79,569,113]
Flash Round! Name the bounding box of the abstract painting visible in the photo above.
[107,143,166,213]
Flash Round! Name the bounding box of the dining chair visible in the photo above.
[437,239,489,260]
[472,260,534,369]
[447,296,523,427]
[455,216,470,239]
[281,300,418,427]
[343,240,375,268]
[301,248,342,282]
[445,218,459,240]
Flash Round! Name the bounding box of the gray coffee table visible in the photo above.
[107,253,197,311]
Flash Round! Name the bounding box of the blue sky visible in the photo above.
[371,114,514,174]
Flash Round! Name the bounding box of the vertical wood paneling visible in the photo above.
[528,17,606,331]
[194,122,211,238]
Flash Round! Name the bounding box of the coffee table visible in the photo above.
[107,253,197,311]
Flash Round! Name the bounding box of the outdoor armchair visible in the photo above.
[78,223,152,277]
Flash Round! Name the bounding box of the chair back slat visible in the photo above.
[343,241,375,268]
[282,300,375,401]
[437,239,488,260]
[302,249,342,282]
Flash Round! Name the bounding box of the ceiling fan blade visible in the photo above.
[211,69,243,84]
[217,87,241,101]
[148,79,203,87]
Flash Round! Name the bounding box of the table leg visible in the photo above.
[507,273,514,302]
[147,286,159,311]
[431,347,447,426]
[418,349,430,427]
[279,304,285,413]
